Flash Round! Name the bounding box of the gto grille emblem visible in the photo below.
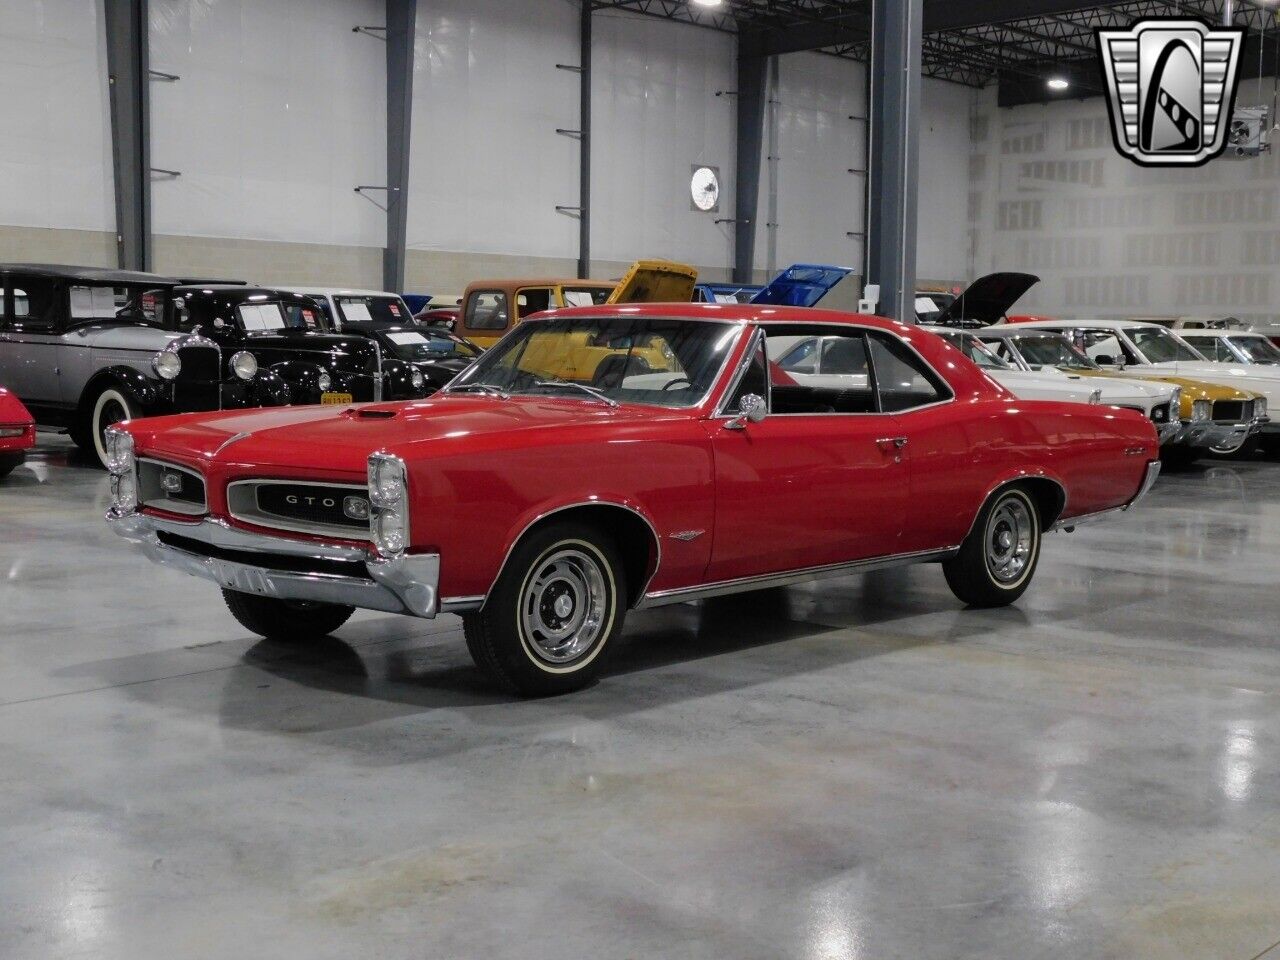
[343,496,370,520]
[1097,18,1245,167]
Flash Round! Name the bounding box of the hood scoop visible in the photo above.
[344,407,399,420]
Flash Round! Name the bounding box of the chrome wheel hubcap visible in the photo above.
[520,548,608,664]
[986,498,1034,584]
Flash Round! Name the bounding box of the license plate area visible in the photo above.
[321,392,354,405]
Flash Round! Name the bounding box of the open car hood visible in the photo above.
[605,259,699,304]
[934,272,1039,325]
[750,264,853,308]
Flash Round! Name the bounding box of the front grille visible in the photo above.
[138,459,207,515]
[226,480,371,539]
[176,344,221,383]
[1213,400,1253,422]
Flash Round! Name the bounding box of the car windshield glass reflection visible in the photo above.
[1228,336,1280,364]
[336,295,410,325]
[1128,327,1203,363]
[449,315,738,408]
[382,330,480,362]
[1009,335,1098,370]
[942,333,1009,369]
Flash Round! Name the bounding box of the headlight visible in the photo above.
[230,351,257,381]
[1163,386,1181,422]
[153,350,181,381]
[1192,399,1212,422]
[317,371,332,393]
[411,368,425,391]
[1088,388,1102,404]
[367,453,408,556]
[1255,397,1267,418]
[104,426,134,475]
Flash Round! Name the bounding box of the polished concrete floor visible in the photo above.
[3,434,1280,960]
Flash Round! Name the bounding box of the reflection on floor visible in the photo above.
[4,434,1280,959]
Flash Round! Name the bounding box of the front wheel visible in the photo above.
[463,521,626,696]
[222,590,354,640]
[944,487,1042,607]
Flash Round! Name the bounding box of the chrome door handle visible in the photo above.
[876,436,908,451]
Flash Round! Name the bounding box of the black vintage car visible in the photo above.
[0,265,428,467]
[330,320,481,392]
[164,286,430,408]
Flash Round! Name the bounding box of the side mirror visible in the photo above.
[1093,354,1115,366]
[725,393,767,430]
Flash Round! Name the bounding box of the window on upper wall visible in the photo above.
[464,291,508,330]
[867,332,951,412]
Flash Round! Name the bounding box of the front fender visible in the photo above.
[381,358,428,400]
[267,361,328,404]
[79,366,169,418]
[222,368,293,408]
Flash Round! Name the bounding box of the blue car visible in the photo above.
[692,282,765,304]
[748,264,854,307]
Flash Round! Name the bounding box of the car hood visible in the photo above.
[1146,361,1280,399]
[606,259,699,304]
[136,395,686,475]
[750,264,853,307]
[1036,367,1172,402]
[986,369,1100,404]
[1079,371,1256,402]
[934,272,1039,325]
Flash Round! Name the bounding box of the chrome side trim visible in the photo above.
[1052,459,1160,532]
[440,595,485,613]
[106,511,440,618]
[481,500,664,611]
[226,478,372,541]
[636,547,958,609]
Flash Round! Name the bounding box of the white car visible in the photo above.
[1178,330,1280,368]
[1008,318,1274,452]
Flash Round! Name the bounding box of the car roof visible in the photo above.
[174,285,317,302]
[1015,318,1165,330]
[0,262,180,285]
[525,302,914,333]
[276,285,403,298]
[978,326,1064,338]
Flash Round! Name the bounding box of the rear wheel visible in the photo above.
[463,521,626,696]
[87,387,137,469]
[944,486,1042,607]
[222,590,354,640]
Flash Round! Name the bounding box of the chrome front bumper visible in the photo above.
[1172,420,1256,449]
[1155,420,1181,445]
[107,511,441,618]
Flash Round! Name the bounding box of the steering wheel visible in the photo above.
[662,377,694,391]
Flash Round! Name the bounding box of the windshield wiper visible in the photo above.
[445,382,509,398]
[532,380,619,407]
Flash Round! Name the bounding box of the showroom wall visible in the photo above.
[968,79,1280,324]
[148,0,388,284]
[0,0,116,265]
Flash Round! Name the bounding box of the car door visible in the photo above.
[704,327,912,583]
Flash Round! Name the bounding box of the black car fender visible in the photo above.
[381,357,428,400]
[266,360,330,404]
[223,367,293,409]
[77,366,169,423]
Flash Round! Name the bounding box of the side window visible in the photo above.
[723,337,768,413]
[820,336,869,375]
[867,332,950,412]
[778,338,818,373]
[7,279,58,330]
[1075,329,1138,366]
[464,291,509,331]
[769,331,876,415]
[517,287,553,317]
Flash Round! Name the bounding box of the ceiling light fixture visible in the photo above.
[691,0,724,7]
[1047,77,1069,90]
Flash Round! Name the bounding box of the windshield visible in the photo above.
[1008,334,1098,370]
[380,329,481,362]
[939,332,1008,369]
[1224,336,1280,364]
[448,315,738,408]
[335,295,411,325]
[1128,327,1204,363]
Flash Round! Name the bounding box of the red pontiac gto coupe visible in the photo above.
[106,304,1160,695]
[0,387,36,478]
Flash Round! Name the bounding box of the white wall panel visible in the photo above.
[590,10,736,270]
[757,52,866,275]
[916,77,971,282]
[406,0,579,261]
[0,0,113,233]
[149,0,385,247]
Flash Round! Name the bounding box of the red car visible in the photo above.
[0,387,35,478]
[106,305,1160,695]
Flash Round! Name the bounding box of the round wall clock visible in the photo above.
[690,165,720,212]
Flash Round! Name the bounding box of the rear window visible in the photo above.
[335,295,408,325]
[238,303,288,331]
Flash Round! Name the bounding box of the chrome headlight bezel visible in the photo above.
[1255,396,1267,419]
[152,349,181,381]
[411,368,425,392]
[1192,398,1212,422]
[230,350,258,381]
[105,427,137,514]
[317,371,333,393]
[1163,386,1181,422]
[367,453,408,557]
